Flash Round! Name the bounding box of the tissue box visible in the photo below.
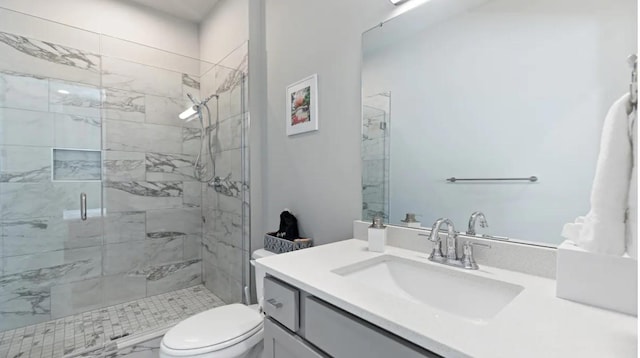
[264,233,313,254]
[556,240,637,316]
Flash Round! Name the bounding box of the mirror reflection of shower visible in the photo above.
[180,93,220,183]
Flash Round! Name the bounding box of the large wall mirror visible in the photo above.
[361,0,637,246]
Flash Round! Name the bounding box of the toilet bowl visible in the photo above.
[159,249,275,358]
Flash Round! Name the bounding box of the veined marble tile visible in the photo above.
[102,57,182,99]
[203,264,242,304]
[103,211,146,244]
[3,246,102,277]
[0,108,54,146]
[0,182,101,220]
[104,181,183,211]
[101,35,201,76]
[103,151,146,182]
[146,208,201,238]
[53,149,101,181]
[144,237,184,267]
[204,210,243,249]
[218,114,245,151]
[182,74,200,91]
[0,288,51,331]
[184,234,202,261]
[2,217,102,257]
[104,119,183,154]
[49,80,101,118]
[100,274,146,309]
[205,178,245,214]
[0,146,51,183]
[145,94,184,127]
[50,274,146,320]
[0,71,49,111]
[199,68,216,104]
[50,276,102,319]
[145,152,196,181]
[103,241,145,276]
[217,42,248,75]
[145,259,201,296]
[0,31,100,86]
[214,66,245,121]
[211,240,243,283]
[54,113,101,150]
[0,9,101,54]
[183,181,202,208]
[103,88,146,122]
[181,127,203,155]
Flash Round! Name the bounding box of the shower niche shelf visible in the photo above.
[52,148,102,181]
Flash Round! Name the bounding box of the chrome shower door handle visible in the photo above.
[80,193,87,221]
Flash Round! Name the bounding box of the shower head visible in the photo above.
[180,92,218,122]
[179,105,199,122]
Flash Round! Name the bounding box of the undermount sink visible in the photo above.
[332,255,523,323]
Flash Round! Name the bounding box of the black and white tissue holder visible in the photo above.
[556,240,637,316]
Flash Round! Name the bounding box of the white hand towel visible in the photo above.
[626,110,637,258]
[577,93,632,255]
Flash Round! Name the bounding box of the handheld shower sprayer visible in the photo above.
[179,92,221,183]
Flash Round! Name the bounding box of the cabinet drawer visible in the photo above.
[264,276,299,332]
[264,318,327,358]
[304,297,441,358]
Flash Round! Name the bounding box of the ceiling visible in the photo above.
[126,0,220,23]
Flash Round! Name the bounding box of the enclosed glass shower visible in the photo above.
[0,7,250,335]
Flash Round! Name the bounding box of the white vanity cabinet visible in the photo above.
[263,276,441,358]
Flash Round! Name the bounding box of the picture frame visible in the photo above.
[286,74,318,136]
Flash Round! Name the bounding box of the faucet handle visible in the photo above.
[461,241,490,270]
[419,233,445,261]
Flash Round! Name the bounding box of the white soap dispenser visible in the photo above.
[368,216,387,252]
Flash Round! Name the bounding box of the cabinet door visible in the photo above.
[263,318,327,358]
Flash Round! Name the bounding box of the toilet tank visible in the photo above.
[251,249,275,303]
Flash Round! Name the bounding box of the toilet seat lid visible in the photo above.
[163,304,263,351]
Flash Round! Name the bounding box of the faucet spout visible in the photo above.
[428,218,457,261]
[467,211,488,235]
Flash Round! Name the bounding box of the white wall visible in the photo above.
[199,0,249,64]
[363,0,637,244]
[0,0,200,57]
[261,0,395,245]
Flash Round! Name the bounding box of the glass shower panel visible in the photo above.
[0,9,104,331]
[201,42,249,304]
[362,92,391,222]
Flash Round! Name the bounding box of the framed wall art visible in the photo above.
[286,74,318,136]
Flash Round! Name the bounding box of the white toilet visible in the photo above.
[159,249,275,358]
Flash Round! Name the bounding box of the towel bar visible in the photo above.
[446,176,538,183]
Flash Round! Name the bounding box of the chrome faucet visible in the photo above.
[467,211,488,235]
[420,218,484,270]
[426,218,458,263]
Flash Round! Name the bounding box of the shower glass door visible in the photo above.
[0,9,104,331]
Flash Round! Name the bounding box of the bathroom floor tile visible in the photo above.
[0,285,224,358]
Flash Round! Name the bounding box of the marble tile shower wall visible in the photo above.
[362,99,390,222]
[200,44,249,304]
[0,22,215,332]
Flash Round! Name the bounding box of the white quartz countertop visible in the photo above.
[255,239,637,358]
